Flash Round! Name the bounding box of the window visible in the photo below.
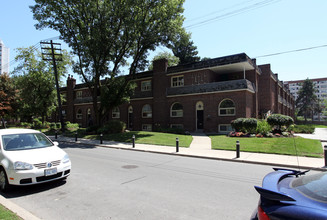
[142,104,152,118]
[142,124,152,131]
[219,99,235,116]
[171,103,183,117]
[62,110,67,119]
[76,109,83,119]
[171,75,184,87]
[141,80,152,91]
[218,124,233,133]
[76,91,82,99]
[112,107,120,118]
[171,124,184,129]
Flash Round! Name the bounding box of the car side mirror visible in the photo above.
[53,141,59,146]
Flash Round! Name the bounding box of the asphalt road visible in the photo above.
[2,142,274,220]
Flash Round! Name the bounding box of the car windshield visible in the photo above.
[1,133,53,151]
[292,172,327,202]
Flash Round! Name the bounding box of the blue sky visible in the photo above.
[1,0,327,83]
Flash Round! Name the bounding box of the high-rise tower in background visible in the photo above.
[0,39,10,74]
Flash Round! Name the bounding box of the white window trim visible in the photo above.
[218,124,233,133]
[170,103,183,117]
[170,124,184,129]
[76,109,83,119]
[142,124,152,131]
[218,99,236,116]
[171,75,184,87]
[141,80,152,92]
[76,91,83,99]
[112,107,120,119]
[142,105,152,118]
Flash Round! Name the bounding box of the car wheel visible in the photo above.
[0,168,10,192]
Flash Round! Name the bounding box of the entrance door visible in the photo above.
[128,106,133,130]
[196,101,204,130]
[197,110,204,129]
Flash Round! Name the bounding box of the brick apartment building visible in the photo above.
[56,53,295,133]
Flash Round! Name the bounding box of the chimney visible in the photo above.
[153,58,168,74]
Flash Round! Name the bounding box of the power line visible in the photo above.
[254,44,327,59]
[3,36,61,73]
[185,0,281,29]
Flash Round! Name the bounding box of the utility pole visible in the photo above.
[40,40,65,133]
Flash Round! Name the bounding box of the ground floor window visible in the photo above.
[170,124,184,129]
[142,104,152,118]
[112,107,120,118]
[142,124,152,131]
[76,109,83,119]
[218,124,233,133]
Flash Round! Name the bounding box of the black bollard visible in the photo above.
[236,140,240,158]
[132,135,135,148]
[100,133,103,144]
[55,130,58,139]
[324,145,327,167]
[75,132,78,142]
[176,137,179,152]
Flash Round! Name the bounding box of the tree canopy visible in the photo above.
[31,0,186,125]
[295,78,318,121]
[170,30,200,65]
[148,51,180,70]
[0,73,19,124]
[13,47,71,122]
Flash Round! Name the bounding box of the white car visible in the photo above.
[0,129,71,191]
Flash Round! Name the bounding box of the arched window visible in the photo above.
[219,99,235,116]
[171,103,183,117]
[112,107,120,118]
[142,104,152,118]
[76,109,83,119]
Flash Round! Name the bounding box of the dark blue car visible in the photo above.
[251,168,327,220]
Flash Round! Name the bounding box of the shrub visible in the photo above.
[231,118,257,133]
[293,124,315,134]
[32,118,43,129]
[97,120,126,134]
[153,127,186,135]
[256,120,272,136]
[243,118,257,134]
[267,114,294,132]
[56,122,61,129]
[231,118,245,132]
[50,122,57,130]
[66,122,79,131]
[86,125,100,134]
[20,122,32,128]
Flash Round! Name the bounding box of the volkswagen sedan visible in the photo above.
[0,129,71,191]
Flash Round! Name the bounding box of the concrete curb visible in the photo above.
[0,194,41,220]
[59,140,327,172]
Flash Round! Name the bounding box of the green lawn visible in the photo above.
[209,135,323,158]
[79,131,193,147]
[0,204,21,220]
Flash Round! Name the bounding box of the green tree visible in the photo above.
[0,73,19,127]
[170,30,200,65]
[296,79,318,121]
[31,0,185,126]
[13,47,71,123]
[148,51,180,70]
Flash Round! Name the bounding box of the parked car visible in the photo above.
[251,168,327,220]
[0,129,71,191]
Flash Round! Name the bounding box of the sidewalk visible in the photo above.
[51,132,327,171]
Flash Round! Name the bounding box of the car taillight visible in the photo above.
[258,205,270,220]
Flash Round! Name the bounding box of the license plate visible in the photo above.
[44,168,57,176]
